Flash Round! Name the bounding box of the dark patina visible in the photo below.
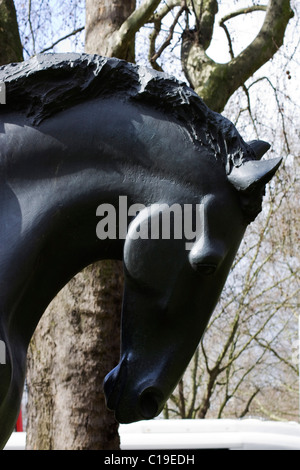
[0,54,281,448]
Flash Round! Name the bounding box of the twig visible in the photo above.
[242,84,259,138]
[190,0,201,33]
[178,379,186,417]
[248,76,291,153]
[148,0,184,71]
[28,0,36,55]
[219,5,268,62]
[239,388,260,418]
[219,5,268,25]
[220,21,234,59]
[112,0,162,57]
[150,1,187,66]
[255,337,298,374]
[39,27,85,54]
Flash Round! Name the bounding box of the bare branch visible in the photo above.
[218,5,268,64]
[226,288,300,369]
[219,5,268,25]
[150,2,187,67]
[200,337,211,373]
[239,388,260,418]
[149,21,164,71]
[187,347,200,418]
[39,27,85,54]
[148,0,182,70]
[255,337,298,374]
[190,0,201,32]
[254,398,286,421]
[194,0,219,49]
[110,0,162,57]
[248,76,291,153]
[242,84,260,138]
[216,312,240,369]
[220,21,234,59]
[187,0,294,112]
[150,0,181,23]
[227,0,294,93]
[178,379,186,417]
[28,0,36,55]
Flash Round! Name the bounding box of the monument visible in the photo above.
[0,54,281,448]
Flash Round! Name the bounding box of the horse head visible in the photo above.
[0,54,283,442]
[104,141,282,423]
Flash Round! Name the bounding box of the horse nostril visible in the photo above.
[139,388,163,420]
[194,263,217,276]
[189,240,226,276]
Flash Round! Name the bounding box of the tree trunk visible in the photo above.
[26,262,123,450]
[26,0,136,450]
[0,0,23,65]
[85,0,136,62]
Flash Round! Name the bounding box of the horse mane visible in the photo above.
[0,53,256,163]
[0,53,260,220]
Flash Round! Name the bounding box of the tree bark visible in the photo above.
[0,0,23,65]
[26,262,123,450]
[85,0,161,61]
[85,0,136,62]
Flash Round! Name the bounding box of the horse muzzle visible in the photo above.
[103,360,165,423]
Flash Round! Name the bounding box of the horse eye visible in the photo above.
[193,263,217,276]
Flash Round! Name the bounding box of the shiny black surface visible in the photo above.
[0,54,281,448]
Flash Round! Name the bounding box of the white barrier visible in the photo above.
[4,419,300,450]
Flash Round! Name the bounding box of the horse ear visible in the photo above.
[228,157,282,193]
[247,140,271,160]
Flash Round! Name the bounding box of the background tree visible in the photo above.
[162,2,299,417]
[1,0,297,449]
[0,0,22,64]
[165,161,299,420]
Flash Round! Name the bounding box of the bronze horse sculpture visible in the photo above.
[0,54,281,448]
